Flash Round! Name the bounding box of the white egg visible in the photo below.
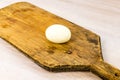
[45,24,71,43]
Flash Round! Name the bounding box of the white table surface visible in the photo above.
[0,0,120,80]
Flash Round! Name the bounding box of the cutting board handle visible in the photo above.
[90,61,120,80]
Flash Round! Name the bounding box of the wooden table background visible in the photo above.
[0,0,120,80]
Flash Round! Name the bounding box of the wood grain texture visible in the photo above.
[91,61,120,80]
[0,2,102,71]
[0,2,120,80]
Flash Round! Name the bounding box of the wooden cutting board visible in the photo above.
[0,2,120,80]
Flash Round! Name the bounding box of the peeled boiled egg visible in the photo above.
[45,24,71,43]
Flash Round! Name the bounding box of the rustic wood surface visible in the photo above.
[0,0,120,80]
[0,2,102,71]
[91,61,120,80]
[0,2,120,80]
